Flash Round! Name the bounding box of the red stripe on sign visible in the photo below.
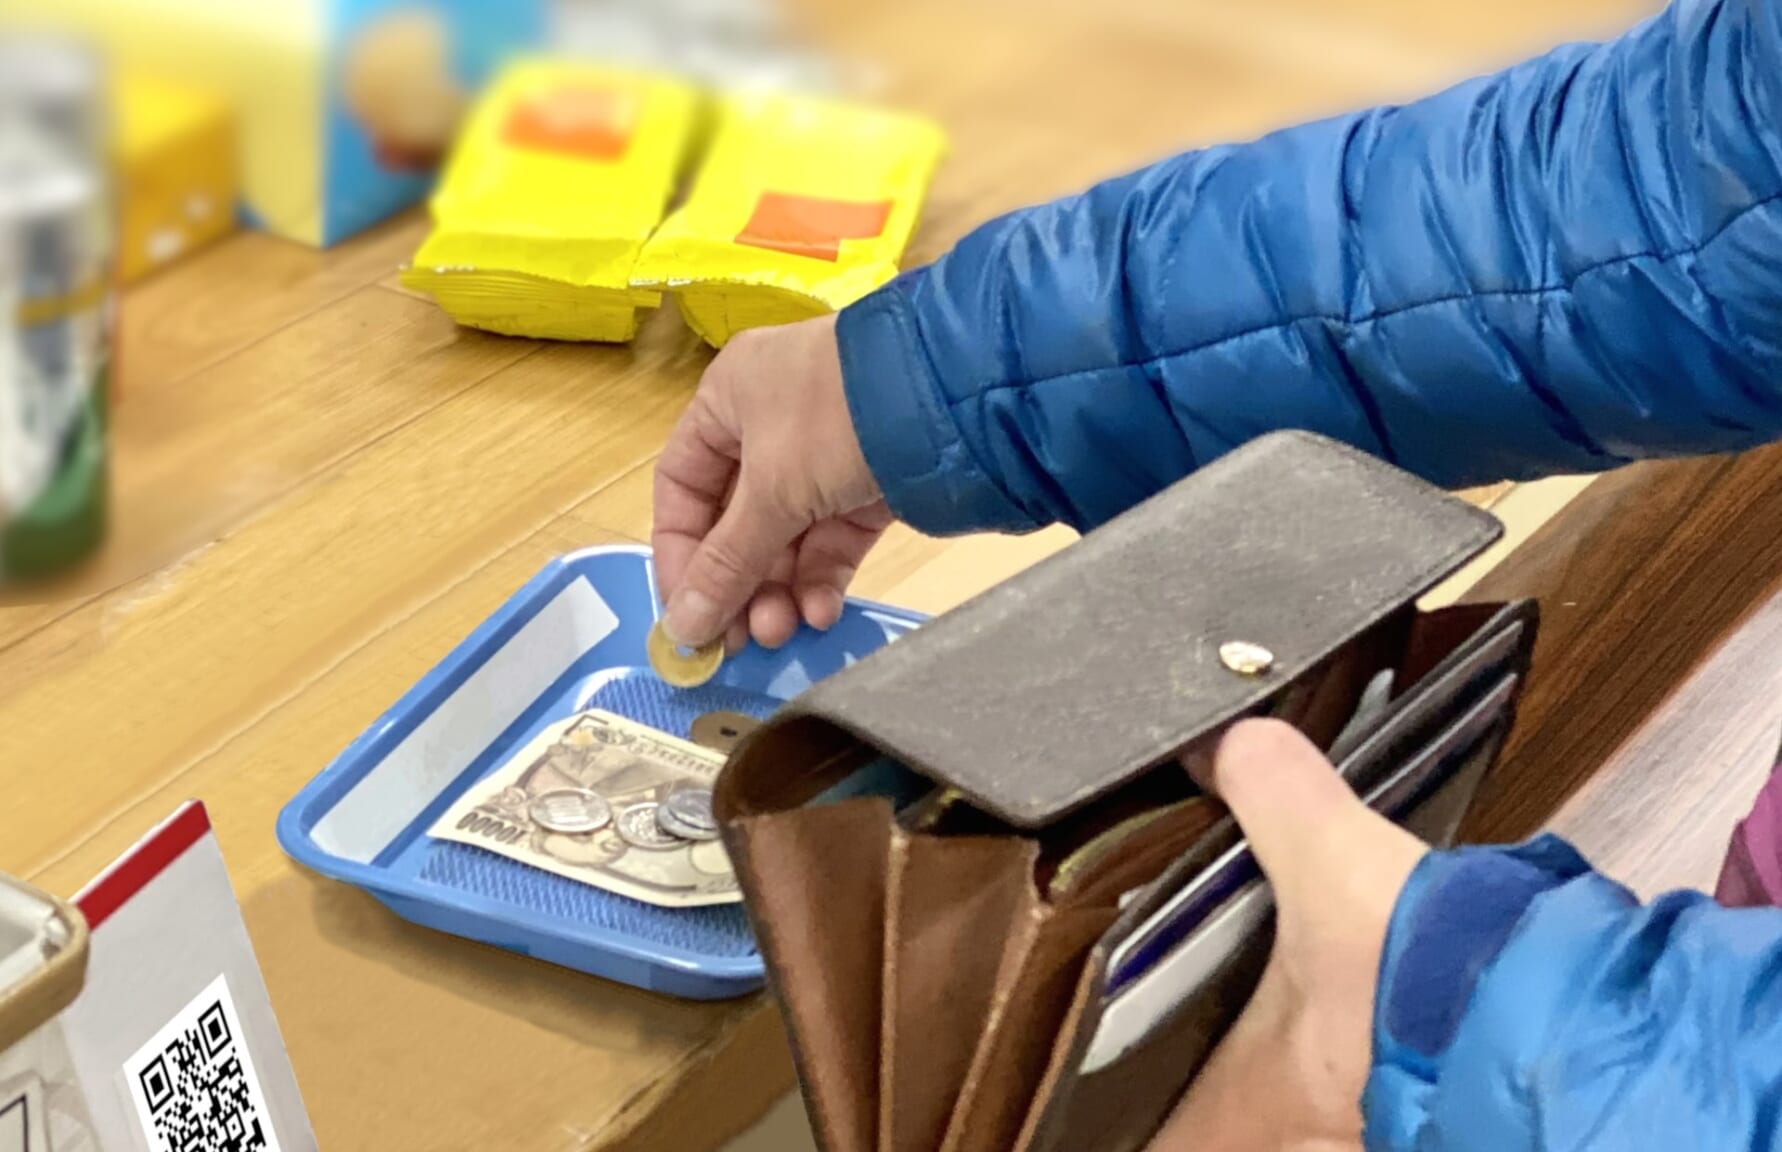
[75,801,211,930]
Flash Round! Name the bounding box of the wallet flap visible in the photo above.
[748,432,1501,828]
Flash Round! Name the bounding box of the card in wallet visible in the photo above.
[712,431,1539,1152]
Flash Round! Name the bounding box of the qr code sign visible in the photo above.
[123,974,282,1152]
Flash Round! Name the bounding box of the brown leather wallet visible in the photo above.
[713,431,1537,1152]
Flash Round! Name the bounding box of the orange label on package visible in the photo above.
[501,85,639,162]
[736,193,894,262]
[631,90,947,347]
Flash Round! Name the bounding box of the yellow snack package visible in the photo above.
[630,91,947,348]
[401,60,702,342]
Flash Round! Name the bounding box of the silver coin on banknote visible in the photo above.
[615,802,682,850]
[657,788,719,841]
[527,788,613,835]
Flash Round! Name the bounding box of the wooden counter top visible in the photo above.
[0,1,1679,1148]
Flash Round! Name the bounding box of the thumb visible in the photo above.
[665,478,807,648]
[1195,719,1427,932]
[1198,719,1364,895]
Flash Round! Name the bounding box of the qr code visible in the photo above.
[123,974,282,1152]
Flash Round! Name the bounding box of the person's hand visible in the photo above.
[652,314,889,652]
[1151,720,1428,1152]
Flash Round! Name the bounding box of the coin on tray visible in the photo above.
[647,620,724,688]
[689,710,758,753]
[527,788,613,835]
[615,802,682,850]
[429,709,740,906]
[657,788,720,841]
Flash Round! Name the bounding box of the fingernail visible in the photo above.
[800,586,844,631]
[665,590,721,648]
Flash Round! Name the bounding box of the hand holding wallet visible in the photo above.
[712,431,1538,1152]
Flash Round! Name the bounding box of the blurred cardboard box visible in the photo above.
[114,74,237,283]
[2,0,544,248]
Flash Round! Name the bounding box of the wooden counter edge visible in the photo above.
[1462,443,1782,848]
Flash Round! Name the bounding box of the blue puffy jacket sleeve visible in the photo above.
[836,0,1782,536]
[1363,835,1782,1150]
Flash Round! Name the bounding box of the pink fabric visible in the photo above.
[1716,761,1782,909]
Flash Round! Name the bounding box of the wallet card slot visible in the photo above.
[1100,837,1255,1000]
[1330,666,1396,752]
[1065,670,1515,1143]
[1097,666,1518,998]
[1096,669,1520,1031]
[1396,600,1515,692]
[1332,606,1531,791]
[1023,687,1521,1152]
[1375,679,1516,832]
[1077,698,1513,1110]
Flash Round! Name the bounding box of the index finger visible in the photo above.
[651,395,740,605]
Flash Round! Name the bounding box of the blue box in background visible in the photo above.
[6,0,545,246]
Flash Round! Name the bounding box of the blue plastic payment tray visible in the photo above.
[276,545,924,1000]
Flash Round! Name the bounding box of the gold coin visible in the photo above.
[647,620,724,688]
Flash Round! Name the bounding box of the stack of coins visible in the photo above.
[655,788,719,841]
[0,32,112,581]
[598,789,722,850]
[527,787,720,847]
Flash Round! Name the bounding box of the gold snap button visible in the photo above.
[1218,641,1275,677]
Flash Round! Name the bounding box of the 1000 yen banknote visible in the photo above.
[428,709,741,907]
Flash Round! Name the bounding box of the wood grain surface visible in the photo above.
[1463,445,1782,892]
[1550,586,1782,900]
[0,1,1684,1149]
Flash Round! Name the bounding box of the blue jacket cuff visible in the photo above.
[836,272,1045,537]
[1363,835,1595,1149]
